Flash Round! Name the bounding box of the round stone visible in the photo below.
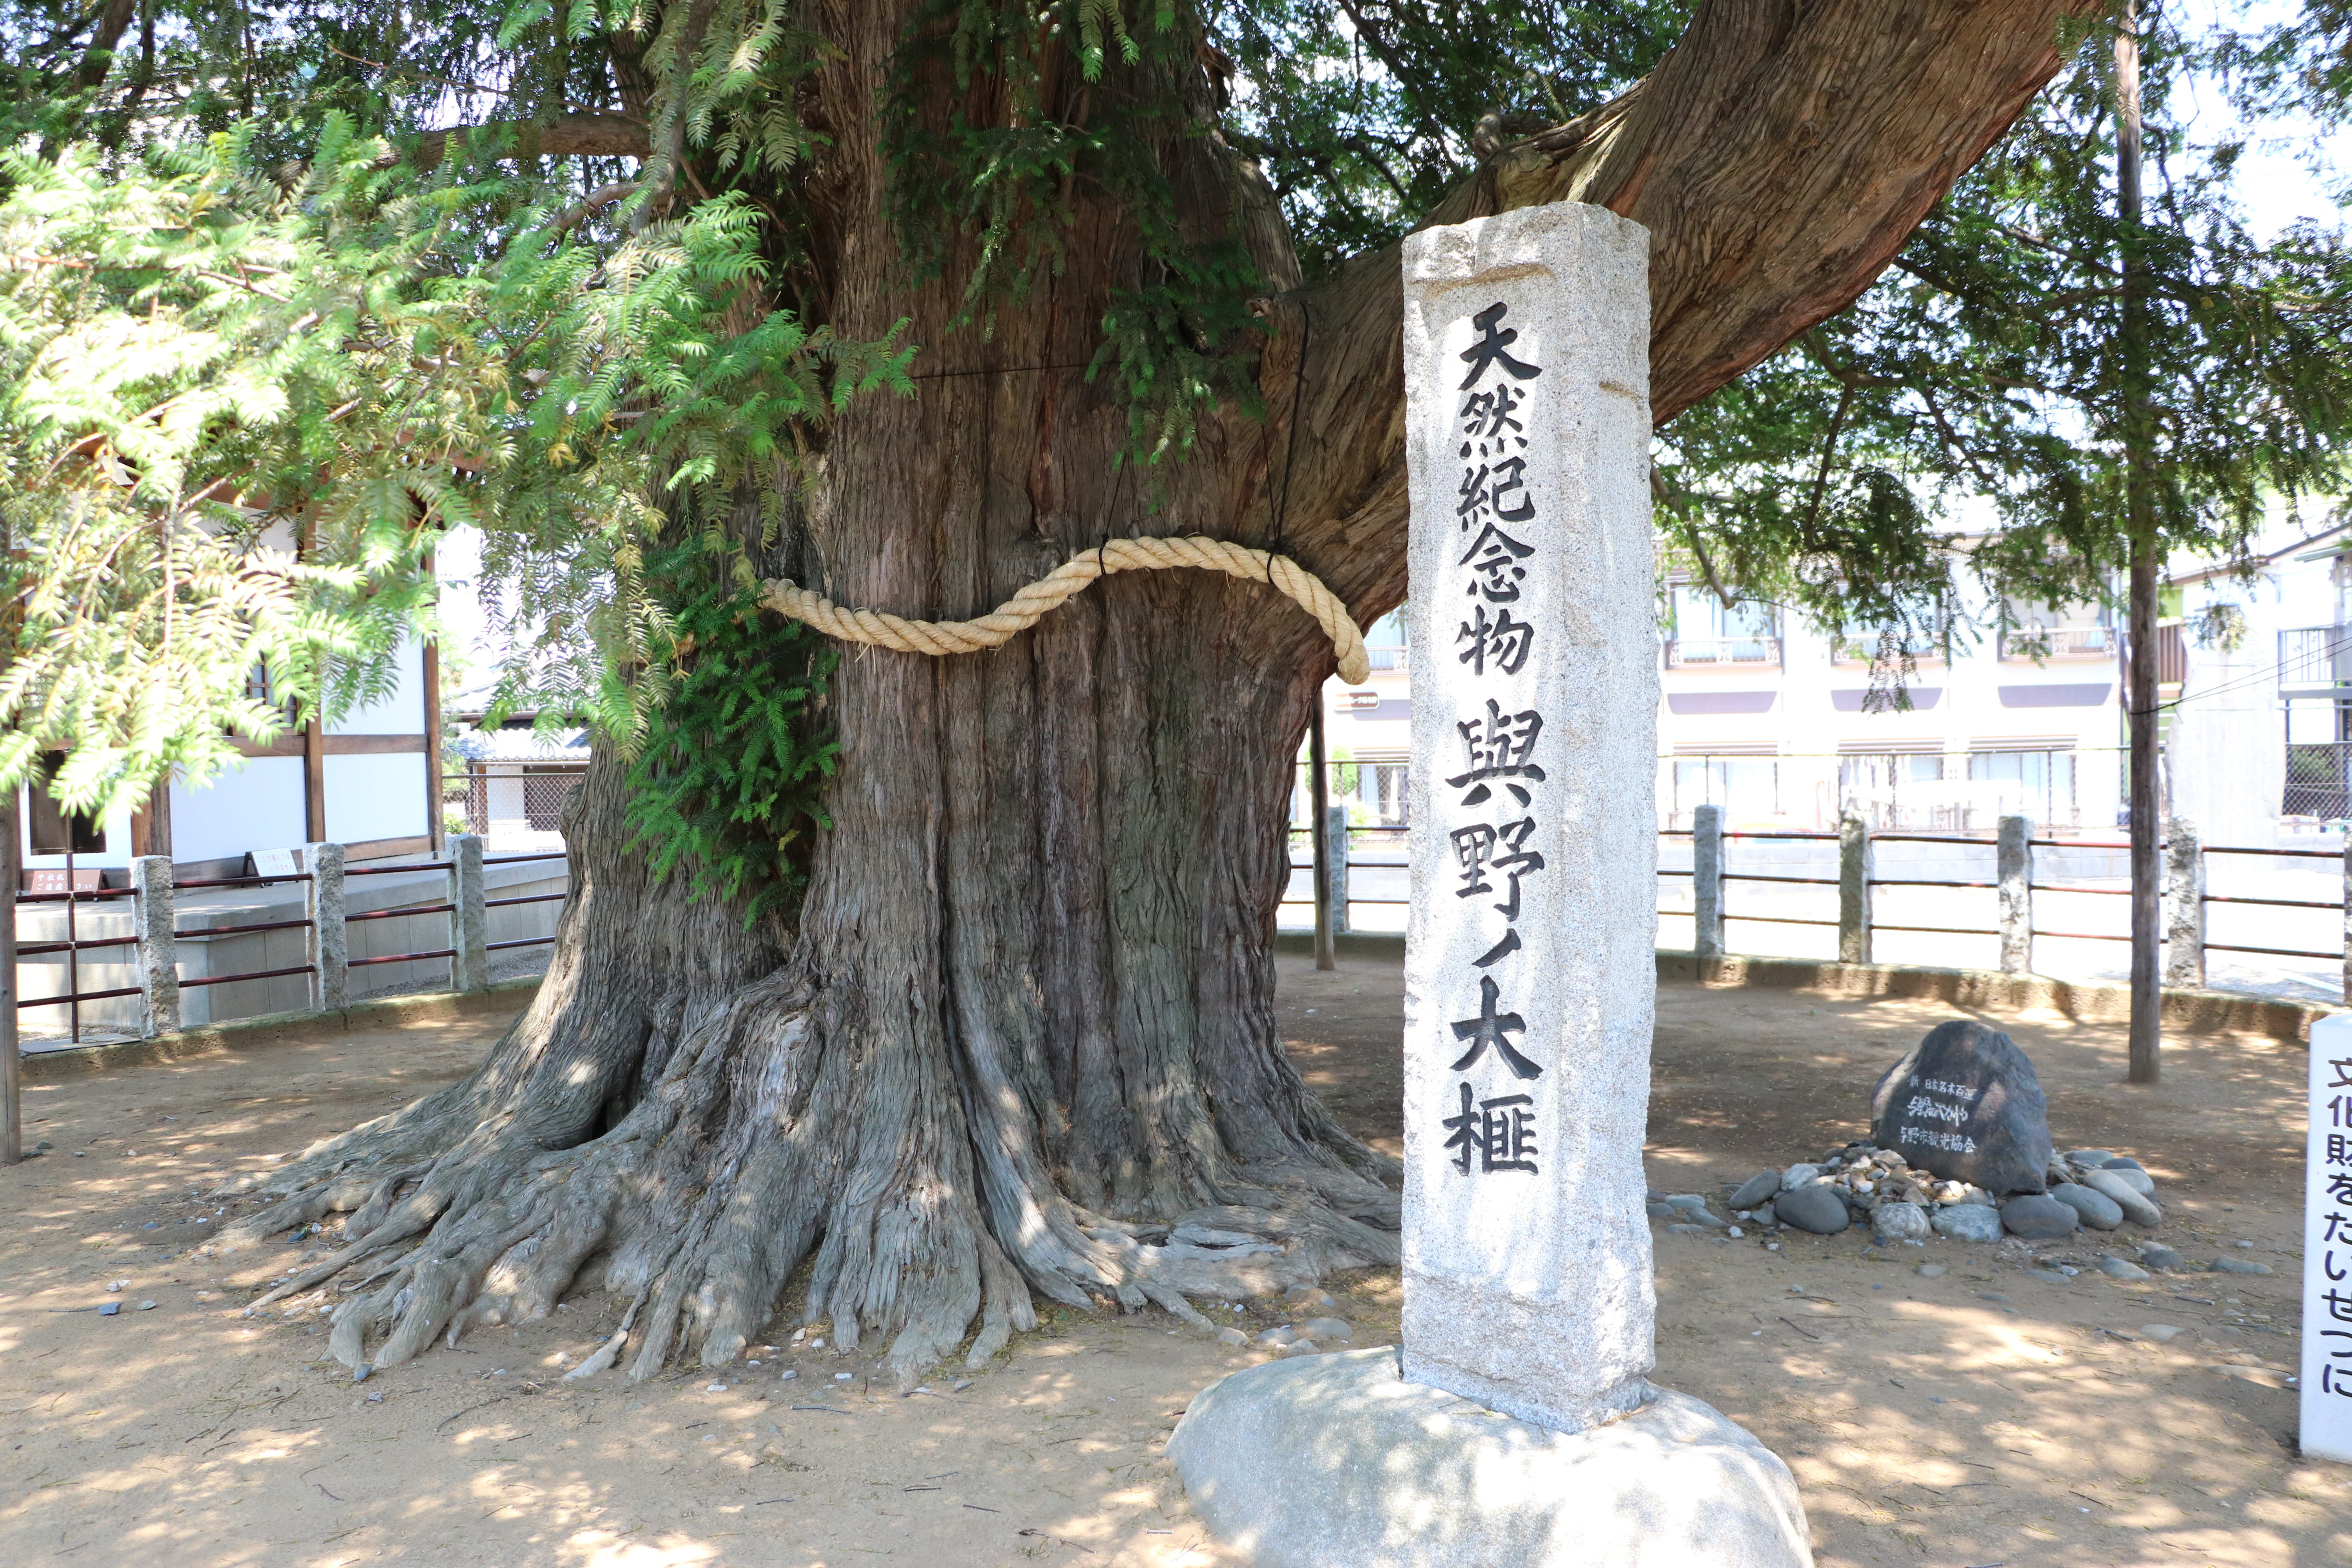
[2138,1243,2183,1272]
[1773,1185,1850,1236]
[2076,1168,2161,1227]
[1870,1201,1930,1246]
[2000,1194,2081,1240]
[1915,1263,1945,1278]
[1729,1172,1782,1211]
[2046,1182,2124,1231]
[1779,1163,1823,1193]
[1296,1317,1355,1343]
[1930,1204,2004,1243]
[2097,1257,2149,1280]
[2102,1167,2156,1196]
[2210,1258,2272,1276]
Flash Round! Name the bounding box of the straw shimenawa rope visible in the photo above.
[762,534,1370,684]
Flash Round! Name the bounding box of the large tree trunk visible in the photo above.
[222,0,2100,1387]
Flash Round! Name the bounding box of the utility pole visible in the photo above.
[2117,0,2161,1084]
[1309,694,1336,972]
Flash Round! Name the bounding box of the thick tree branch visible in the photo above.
[397,113,652,173]
[1276,0,2105,625]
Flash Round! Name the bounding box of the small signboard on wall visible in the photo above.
[23,868,102,894]
[250,848,301,879]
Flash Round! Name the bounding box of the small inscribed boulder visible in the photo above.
[1869,1021,2053,1194]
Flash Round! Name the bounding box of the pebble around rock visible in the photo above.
[1729,1171,1782,1210]
[2096,1257,2149,1280]
[2211,1257,2272,1276]
[2138,1243,2182,1271]
[2078,1167,2161,1227]
[2000,1193,2081,1240]
[1931,1204,2003,1243]
[1774,1185,1850,1235]
[1870,1201,1929,1245]
[2047,1182,2125,1231]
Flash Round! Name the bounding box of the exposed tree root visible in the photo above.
[218,967,1400,1391]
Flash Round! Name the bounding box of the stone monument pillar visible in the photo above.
[1398,199,1657,1431]
[1167,202,1812,1568]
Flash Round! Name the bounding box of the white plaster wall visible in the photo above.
[329,633,429,735]
[171,758,307,863]
[325,753,428,846]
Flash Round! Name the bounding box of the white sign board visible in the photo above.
[2306,1013,2352,1464]
[250,847,301,878]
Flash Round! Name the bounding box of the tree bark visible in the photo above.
[225,0,2104,1387]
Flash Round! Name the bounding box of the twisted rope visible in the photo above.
[762,534,1370,684]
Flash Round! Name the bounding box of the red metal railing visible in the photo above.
[483,852,569,952]
[173,869,318,1005]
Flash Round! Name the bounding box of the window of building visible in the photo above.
[25,756,105,856]
[1667,746,1780,825]
[1966,746,2079,828]
[1666,585,1780,666]
[1363,610,1407,672]
[1837,745,1949,829]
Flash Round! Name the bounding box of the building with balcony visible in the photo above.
[1307,566,2142,839]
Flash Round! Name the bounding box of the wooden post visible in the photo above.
[423,638,445,855]
[1309,697,1336,971]
[303,713,328,845]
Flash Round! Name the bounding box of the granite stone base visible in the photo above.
[1168,1348,1813,1568]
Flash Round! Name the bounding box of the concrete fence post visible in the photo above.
[451,833,488,993]
[129,855,179,1037]
[1996,814,2034,976]
[304,841,347,1011]
[1838,810,1873,966]
[1323,805,1350,936]
[1692,802,1724,957]
[2165,817,2205,990]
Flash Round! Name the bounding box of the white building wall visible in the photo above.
[171,757,308,864]
[325,753,429,847]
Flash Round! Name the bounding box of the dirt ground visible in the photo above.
[3,956,2347,1568]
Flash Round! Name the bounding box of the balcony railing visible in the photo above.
[1998,625,2115,661]
[1663,636,1782,669]
[1829,635,1945,668]
[1363,645,1408,673]
[2279,625,2352,691]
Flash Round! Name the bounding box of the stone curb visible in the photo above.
[1274,933,2336,1044]
[18,978,542,1082]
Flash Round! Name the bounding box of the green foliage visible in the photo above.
[0,115,907,817]
[1210,0,1685,277]
[1653,20,2352,665]
[624,548,837,926]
